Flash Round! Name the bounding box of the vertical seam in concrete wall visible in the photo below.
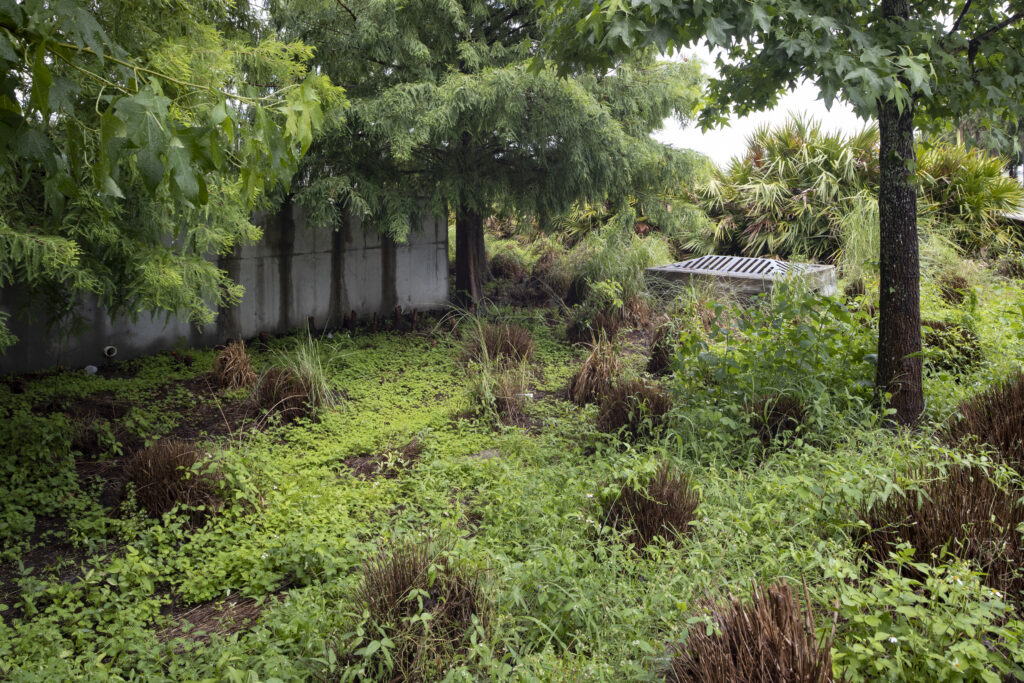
[278,200,295,333]
[328,217,349,325]
[216,253,242,342]
[381,232,398,313]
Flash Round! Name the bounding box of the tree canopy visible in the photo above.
[271,0,704,300]
[540,0,1024,424]
[0,0,343,346]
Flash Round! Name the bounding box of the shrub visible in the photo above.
[488,249,526,281]
[830,556,1024,682]
[944,371,1024,470]
[568,333,619,405]
[596,380,671,437]
[212,340,257,389]
[122,439,220,525]
[603,463,698,549]
[349,538,488,681]
[749,394,806,447]
[858,464,1024,597]
[921,320,982,374]
[463,322,535,365]
[665,580,834,682]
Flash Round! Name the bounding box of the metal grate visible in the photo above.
[646,255,837,295]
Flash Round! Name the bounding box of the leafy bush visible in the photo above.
[212,340,257,389]
[667,283,876,458]
[858,464,1024,597]
[921,320,982,374]
[343,538,489,681]
[123,439,220,526]
[830,554,1024,681]
[944,370,1024,471]
[568,332,620,406]
[665,580,833,682]
[596,379,671,437]
[602,463,698,549]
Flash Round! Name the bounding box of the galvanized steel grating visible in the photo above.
[646,255,837,296]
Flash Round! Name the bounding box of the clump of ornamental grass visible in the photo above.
[944,371,1024,471]
[351,538,488,681]
[122,439,220,526]
[665,580,834,682]
[937,272,970,306]
[531,250,573,300]
[565,307,623,345]
[647,322,677,376]
[467,358,532,425]
[749,394,807,447]
[212,340,257,389]
[922,320,982,374]
[858,464,1024,597]
[596,379,671,437]
[255,332,340,419]
[462,322,535,365]
[603,463,699,549]
[568,332,619,405]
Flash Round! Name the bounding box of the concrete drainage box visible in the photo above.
[646,255,837,297]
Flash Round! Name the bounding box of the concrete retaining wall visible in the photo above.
[0,205,448,373]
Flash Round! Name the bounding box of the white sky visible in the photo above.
[653,45,872,168]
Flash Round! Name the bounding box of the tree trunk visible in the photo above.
[875,25,924,425]
[454,206,486,305]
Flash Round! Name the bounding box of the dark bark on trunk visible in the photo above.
[454,206,486,305]
[876,0,924,426]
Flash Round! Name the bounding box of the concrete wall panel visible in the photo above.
[0,206,448,373]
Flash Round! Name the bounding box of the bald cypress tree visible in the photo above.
[271,0,703,302]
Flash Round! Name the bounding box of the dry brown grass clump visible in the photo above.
[647,323,676,377]
[122,439,220,525]
[568,334,620,405]
[665,581,834,683]
[566,309,623,345]
[859,464,1024,597]
[596,379,671,436]
[255,367,310,420]
[938,272,970,306]
[604,463,699,549]
[922,320,982,374]
[354,538,489,681]
[463,322,535,365]
[212,340,257,389]
[944,370,1024,471]
[749,394,806,447]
